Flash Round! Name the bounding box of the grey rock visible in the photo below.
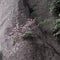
[0,0,60,60]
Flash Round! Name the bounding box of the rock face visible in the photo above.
[0,0,28,60]
[0,0,60,60]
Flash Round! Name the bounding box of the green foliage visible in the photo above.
[54,30,60,36]
[35,17,50,33]
[38,19,50,26]
[50,0,60,16]
[22,31,33,39]
[51,19,60,36]
[35,17,50,25]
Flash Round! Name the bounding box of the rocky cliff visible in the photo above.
[0,0,60,60]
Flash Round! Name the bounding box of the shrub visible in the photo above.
[22,31,33,39]
[51,19,60,36]
[50,0,60,17]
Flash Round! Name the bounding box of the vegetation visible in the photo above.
[35,17,51,33]
[35,17,60,37]
[52,19,60,36]
[35,17,50,25]
[38,19,50,26]
[35,17,50,28]
[22,31,33,39]
[50,0,60,17]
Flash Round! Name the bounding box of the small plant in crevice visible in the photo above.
[22,31,33,40]
[35,17,50,25]
[38,19,50,33]
[50,0,60,17]
[38,19,50,26]
[35,17,50,33]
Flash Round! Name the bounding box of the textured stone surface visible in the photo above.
[0,0,60,60]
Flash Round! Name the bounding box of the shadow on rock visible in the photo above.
[0,52,3,60]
